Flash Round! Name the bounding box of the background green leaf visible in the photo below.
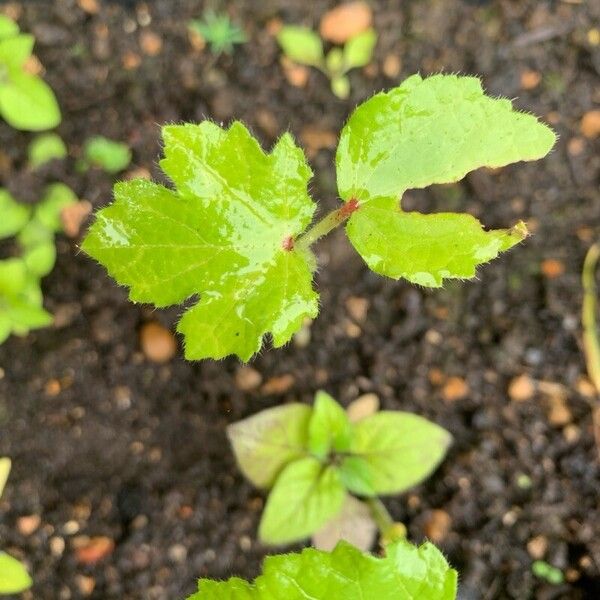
[307,390,352,459]
[351,411,451,495]
[191,539,457,599]
[0,34,33,68]
[0,552,32,594]
[277,26,324,67]
[227,403,311,489]
[339,455,375,496]
[343,28,376,70]
[83,122,319,361]
[336,74,555,286]
[0,260,52,341]
[0,71,61,130]
[34,183,77,232]
[331,74,350,99]
[0,15,19,40]
[83,136,131,173]
[28,133,67,168]
[0,189,29,239]
[259,457,345,544]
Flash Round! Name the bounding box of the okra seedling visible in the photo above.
[227,391,450,545]
[188,537,457,599]
[0,184,77,344]
[82,74,555,361]
[188,11,246,55]
[277,25,376,98]
[0,14,61,131]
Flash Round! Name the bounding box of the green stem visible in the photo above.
[582,243,600,393]
[581,243,600,458]
[296,199,359,251]
[366,497,394,534]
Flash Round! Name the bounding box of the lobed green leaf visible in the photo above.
[337,74,556,286]
[83,122,319,361]
[190,539,457,599]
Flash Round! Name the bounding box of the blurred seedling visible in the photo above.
[28,133,67,168]
[78,136,132,174]
[532,560,564,585]
[0,458,33,594]
[277,25,376,98]
[0,184,77,344]
[188,10,246,55]
[0,14,61,130]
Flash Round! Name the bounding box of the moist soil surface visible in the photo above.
[1,1,600,599]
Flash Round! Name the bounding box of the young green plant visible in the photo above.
[188,537,457,599]
[79,136,132,174]
[0,14,61,130]
[277,25,376,98]
[82,74,556,362]
[227,391,451,546]
[188,10,246,55]
[0,184,77,343]
[0,458,33,595]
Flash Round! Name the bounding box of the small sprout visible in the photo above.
[227,390,451,545]
[0,14,61,130]
[277,23,377,98]
[532,560,564,585]
[28,133,67,168]
[80,136,131,174]
[516,473,533,489]
[188,11,246,55]
[0,185,76,344]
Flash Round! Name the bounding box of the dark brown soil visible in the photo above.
[1,0,600,599]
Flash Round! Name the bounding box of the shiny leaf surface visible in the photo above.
[83,122,318,361]
[190,539,457,599]
[0,189,29,239]
[337,74,556,285]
